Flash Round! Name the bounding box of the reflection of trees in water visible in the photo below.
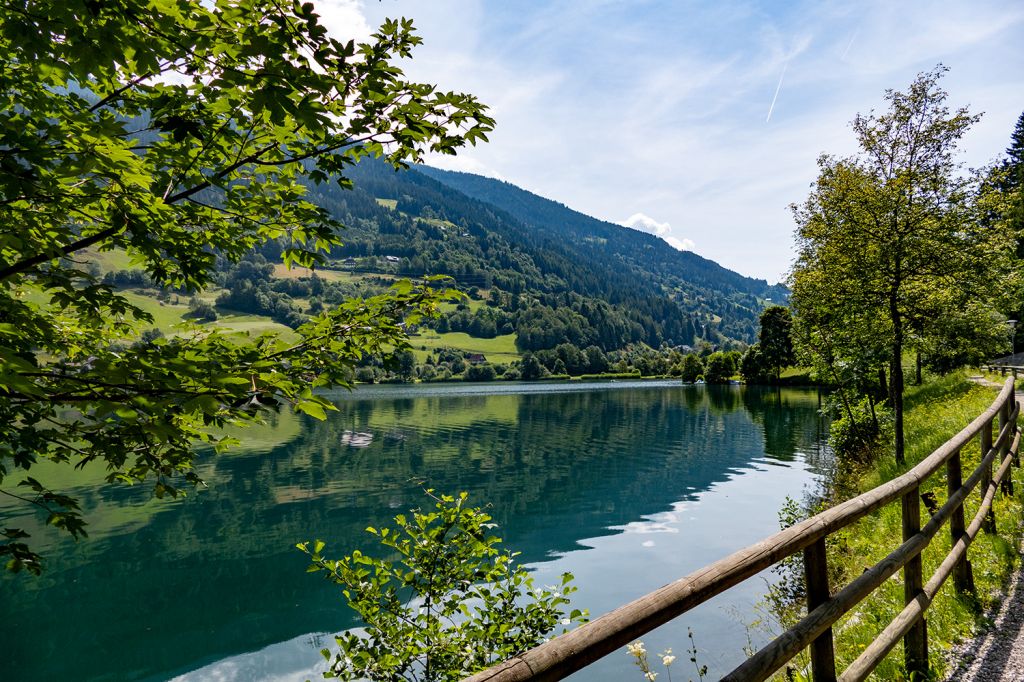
[2,385,830,682]
[706,384,742,413]
[741,386,829,468]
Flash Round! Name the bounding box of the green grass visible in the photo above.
[438,298,486,314]
[85,247,135,273]
[780,373,1021,680]
[271,263,363,282]
[408,331,519,364]
[119,291,194,329]
[375,198,397,210]
[418,216,458,230]
[115,291,297,341]
[214,311,298,341]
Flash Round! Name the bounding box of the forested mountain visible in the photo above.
[416,166,787,302]
[271,158,784,350]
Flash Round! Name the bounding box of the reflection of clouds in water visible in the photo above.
[615,510,682,535]
[170,630,338,682]
[340,430,373,447]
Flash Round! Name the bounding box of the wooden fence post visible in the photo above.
[981,418,996,533]
[946,448,975,595]
[903,486,928,677]
[1013,384,1020,469]
[999,400,1013,496]
[803,537,836,682]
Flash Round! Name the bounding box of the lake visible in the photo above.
[0,380,830,681]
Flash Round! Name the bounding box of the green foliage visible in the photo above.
[0,0,493,571]
[759,374,1023,680]
[680,353,704,383]
[739,344,770,384]
[827,394,893,467]
[463,362,497,381]
[790,66,1017,463]
[186,297,218,323]
[703,352,734,384]
[298,492,587,681]
[758,306,795,379]
[518,353,546,380]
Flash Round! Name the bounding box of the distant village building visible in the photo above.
[342,257,357,267]
[466,353,487,364]
[385,255,400,263]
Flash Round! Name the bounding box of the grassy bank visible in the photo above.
[772,373,1022,680]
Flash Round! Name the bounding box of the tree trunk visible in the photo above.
[915,351,922,385]
[891,304,905,465]
[891,352,905,464]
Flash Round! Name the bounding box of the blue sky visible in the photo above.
[317,0,1024,282]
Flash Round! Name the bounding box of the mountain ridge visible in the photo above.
[414,165,788,298]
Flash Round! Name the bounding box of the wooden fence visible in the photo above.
[464,378,1020,682]
[984,364,1021,378]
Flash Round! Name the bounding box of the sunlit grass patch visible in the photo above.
[768,373,1021,680]
[409,331,520,364]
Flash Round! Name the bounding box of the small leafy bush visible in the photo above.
[299,491,587,681]
[828,394,893,466]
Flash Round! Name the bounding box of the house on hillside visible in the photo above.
[385,255,400,263]
[466,353,487,365]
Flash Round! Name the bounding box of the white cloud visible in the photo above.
[620,212,670,236]
[665,235,697,252]
[619,213,694,251]
[312,0,373,44]
[343,0,1024,281]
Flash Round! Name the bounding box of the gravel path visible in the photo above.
[943,383,1024,681]
[943,537,1024,681]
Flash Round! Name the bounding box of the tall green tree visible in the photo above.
[993,111,1024,350]
[758,305,795,380]
[790,66,1015,464]
[679,353,704,383]
[739,344,770,384]
[0,0,493,572]
[703,352,734,384]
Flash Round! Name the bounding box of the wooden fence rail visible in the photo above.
[464,378,1020,682]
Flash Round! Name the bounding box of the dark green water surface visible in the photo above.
[1,381,829,681]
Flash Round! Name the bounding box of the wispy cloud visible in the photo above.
[619,213,695,252]
[335,0,1024,281]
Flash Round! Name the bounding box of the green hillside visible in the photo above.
[87,158,787,380]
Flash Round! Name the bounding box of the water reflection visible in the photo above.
[1,381,828,682]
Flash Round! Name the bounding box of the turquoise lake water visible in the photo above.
[1,380,830,681]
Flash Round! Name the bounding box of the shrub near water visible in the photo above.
[766,373,1022,680]
[300,492,588,681]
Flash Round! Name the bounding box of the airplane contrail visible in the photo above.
[766,61,788,123]
[841,30,858,59]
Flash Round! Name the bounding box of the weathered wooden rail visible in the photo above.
[464,378,1020,682]
[984,364,1022,378]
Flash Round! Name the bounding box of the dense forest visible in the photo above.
[241,157,784,352]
